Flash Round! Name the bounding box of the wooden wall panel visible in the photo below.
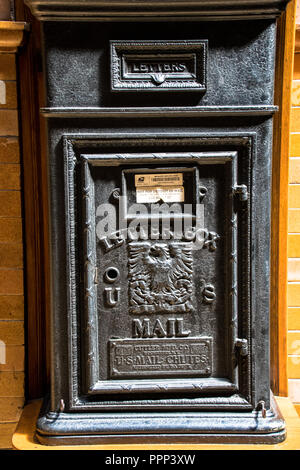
[291,133,300,154]
[288,307,300,329]
[0,243,23,268]
[0,138,19,163]
[289,185,300,206]
[0,423,18,449]
[288,331,300,354]
[288,259,300,280]
[289,157,300,181]
[14,0,51,401]
[271,0,297,396]
[0,295,24,320]
[0,54,15,80]
[288,17,300,407]
[0,346,24,371]
[288,209,300,231]
[0,164,21,191]
[288,234,300,256]
[0,398,24,421]
[288,357,300,378]
[288,283,300,305]
[0,372,24,397]
[0,110,18,136]
[0,20,25,449]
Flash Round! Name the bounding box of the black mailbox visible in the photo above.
[25,0,291,444]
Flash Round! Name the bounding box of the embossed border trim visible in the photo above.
[110,40,207,92]
[63,132,254,411]
[81,158,99,388]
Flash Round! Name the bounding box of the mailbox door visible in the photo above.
[62,131,254,412]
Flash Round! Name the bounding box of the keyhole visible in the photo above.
[104,267,120,284]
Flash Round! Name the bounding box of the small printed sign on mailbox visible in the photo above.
[109,337,212,378]
[135,173,185,202]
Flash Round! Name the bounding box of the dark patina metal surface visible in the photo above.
[25,0,291,444]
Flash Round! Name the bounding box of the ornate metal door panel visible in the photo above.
[64,134,251,410]
[24,0,291,445]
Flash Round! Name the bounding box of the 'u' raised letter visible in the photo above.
[105,287,121,307]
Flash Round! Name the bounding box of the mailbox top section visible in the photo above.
[25,0,291,22]
[41,20,277,108]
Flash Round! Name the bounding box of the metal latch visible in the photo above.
[257,400,267,418]
[235,338,249,356]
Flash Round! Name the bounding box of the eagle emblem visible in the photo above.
[128,241,194,314]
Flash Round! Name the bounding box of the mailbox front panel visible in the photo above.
[61,132,254,411]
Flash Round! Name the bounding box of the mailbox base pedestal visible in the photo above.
[35,393,286,445]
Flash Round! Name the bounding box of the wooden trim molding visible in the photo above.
[23,0,292,21]
[271,0,297,397]
[0,21,27,52]
[15,0,50,399]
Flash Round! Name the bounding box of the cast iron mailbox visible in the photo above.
[25,0,291,444]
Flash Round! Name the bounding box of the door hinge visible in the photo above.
[233,184,248,201]
[235,338,249,356]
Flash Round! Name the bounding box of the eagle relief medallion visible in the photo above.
[128,241,194,314]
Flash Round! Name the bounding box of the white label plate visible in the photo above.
[135,173,183,187]
[136,186,184,203]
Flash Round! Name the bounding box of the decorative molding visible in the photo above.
[24,0,291,21]
[70,392,252,411]
[41,105,278,119]
[35,393,286,445]
[0,21,28,52]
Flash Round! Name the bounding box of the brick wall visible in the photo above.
[0,49,25,448]
[288,50,300,417]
